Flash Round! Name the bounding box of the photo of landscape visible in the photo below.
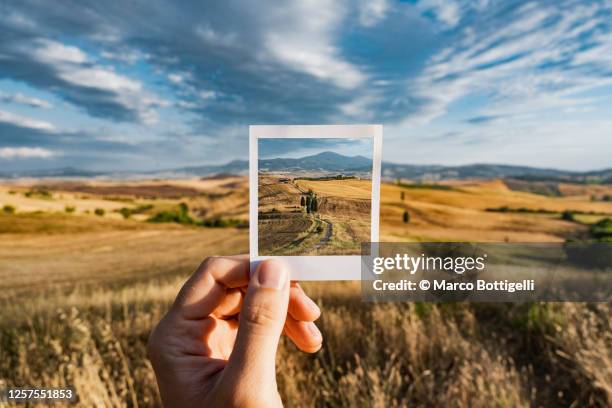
[257,138,373,256]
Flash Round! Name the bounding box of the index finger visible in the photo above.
[173,255,250,319]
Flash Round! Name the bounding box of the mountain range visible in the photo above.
[259,151,371,173]
[1,151,611,184]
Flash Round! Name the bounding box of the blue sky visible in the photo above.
[259,138,373,159]
[0,0,611,172]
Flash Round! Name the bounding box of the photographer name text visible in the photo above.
[372,279,535,293]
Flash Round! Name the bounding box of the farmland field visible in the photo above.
[1,176,611,407]
[258,175,371,255]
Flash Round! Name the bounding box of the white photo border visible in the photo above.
[249,124,382,280]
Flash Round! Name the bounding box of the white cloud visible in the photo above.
[0,146,56,159]
[59,67,141,92]
[338,92,380,119]
[404,1,612,125]
[417,0,461,28]
[29,39,165,124]
[263,1,366,89]
[101,49,147,64]
[199,90,216,100]
[0,91,51,108]
[168,73,184,84]
[359,0,389,27]
[32,39,87,64]
[0,109,55,131]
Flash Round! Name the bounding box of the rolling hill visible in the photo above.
[1,156,610,184]
[259,151,372,173]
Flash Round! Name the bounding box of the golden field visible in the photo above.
[0,176,611,407]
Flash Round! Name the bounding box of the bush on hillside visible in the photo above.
[2,205,16,214]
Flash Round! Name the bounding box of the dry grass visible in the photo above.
[1,276,609,407]
[295,179,372,199]
[380,181,611,242]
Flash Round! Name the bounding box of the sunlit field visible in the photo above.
[1,177,611,407]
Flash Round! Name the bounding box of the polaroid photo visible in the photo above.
[249,124,382,280]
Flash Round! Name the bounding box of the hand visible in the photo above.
[147,256,322,408]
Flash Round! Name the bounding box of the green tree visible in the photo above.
[403,210,410,224]
[300,196,305,206]
[311,196,318,212]
[400,191,405,201]
[179,202,189,215]
[305,196,311,208]
[561,210,574,221]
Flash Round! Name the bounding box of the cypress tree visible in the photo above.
[403,210,410,224]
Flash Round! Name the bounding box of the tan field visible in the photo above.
[381,179,612,242]
[1,176,611,407]
[258,175,371,255]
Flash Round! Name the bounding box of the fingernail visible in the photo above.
[307,322,322,341]
[257,260,288,289]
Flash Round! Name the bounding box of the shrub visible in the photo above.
[591,217,612,240]
[94,208,105,216]
[24,189,52,199]
[198,218,248,228]
[2,205,16,214]
[148,210,193,225]
[119,207,131,219]
[117,204,153,219]
[65,206,76,213]
[561,210,575,221]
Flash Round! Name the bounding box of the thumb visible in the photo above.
[225,260,290,384]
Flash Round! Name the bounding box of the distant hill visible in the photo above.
[382,163,612,184]
[259,151,372,173]
[172,160,249,176]
[0,166,105,179]
[1,157,610,184]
